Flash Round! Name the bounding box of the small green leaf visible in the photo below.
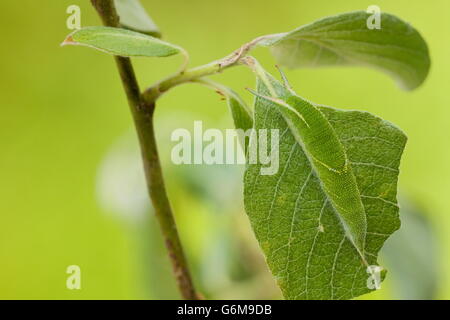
[244,71,406,299]
[382,197,438,299]
[262,11,430,90]
[62,26,182,58]
[114,0,161,37]
[197,80,253,150]
[226,91,253,133]
[227,91,253,153]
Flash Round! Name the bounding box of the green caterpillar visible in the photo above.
[251,71,367,257]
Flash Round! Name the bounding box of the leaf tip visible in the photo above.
[61,35,77,47]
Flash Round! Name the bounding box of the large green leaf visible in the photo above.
[261,11,430,90]
[114,0,161,37]
[255,91,368,254]
[244,72,406,299]
[62,26,182,58]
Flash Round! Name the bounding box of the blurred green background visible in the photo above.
[0,0,448,299]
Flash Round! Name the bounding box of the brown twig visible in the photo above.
[90,0,198,300]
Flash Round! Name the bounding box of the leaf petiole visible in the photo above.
[142,34,282,103]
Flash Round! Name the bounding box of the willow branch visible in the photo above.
[90,0,198,300]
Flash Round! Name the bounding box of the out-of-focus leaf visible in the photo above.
[114,0,161,37]
[244,70,406,299]
[96,134,179,298]
[62,26,182,58]
[261,11,430,90]
[97,132,149,223]
[382,197,438,299]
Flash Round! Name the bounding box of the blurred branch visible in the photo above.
[90,0,198,300]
